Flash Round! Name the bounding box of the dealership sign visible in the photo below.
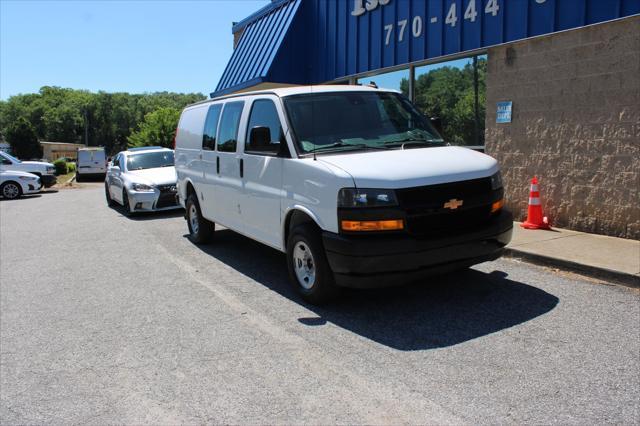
[309,0,640,84]
[215,0,639,97]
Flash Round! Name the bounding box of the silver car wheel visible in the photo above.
[189,204,199,234]
[293,241,316,289]
[2,183,20,199]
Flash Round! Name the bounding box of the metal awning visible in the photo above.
[211,0,302,98]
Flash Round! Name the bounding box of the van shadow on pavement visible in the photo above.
[189,229,559,351]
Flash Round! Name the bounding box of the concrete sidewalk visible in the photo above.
[505,222,640,287]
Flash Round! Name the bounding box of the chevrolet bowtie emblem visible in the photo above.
[444,199,464,210]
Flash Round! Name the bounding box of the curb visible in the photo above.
[503,248,640,289]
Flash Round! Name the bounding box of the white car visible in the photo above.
[76,147,107,181]
[0,151,57,187]
[105,147,180,215]
[175,85,513,303]
[0,170,42,199]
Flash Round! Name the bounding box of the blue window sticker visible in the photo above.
[496,101,512,124]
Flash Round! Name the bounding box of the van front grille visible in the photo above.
[396,177,495,237]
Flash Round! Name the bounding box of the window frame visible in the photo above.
[244,98,285,157]
[215,101,245,153]
[202,103,223,151]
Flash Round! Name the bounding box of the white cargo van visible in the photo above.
[175,86,512,303]
[76,147,106,181]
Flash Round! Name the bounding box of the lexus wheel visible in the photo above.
[1,182,22,200]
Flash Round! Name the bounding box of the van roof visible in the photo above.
[123,146,172,155]
[188,84,395,108]
[78,147,105,151]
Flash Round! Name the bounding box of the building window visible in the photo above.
[357,69,409,96]
[412,55,487,147]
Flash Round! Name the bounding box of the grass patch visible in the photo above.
[55,171,76,186]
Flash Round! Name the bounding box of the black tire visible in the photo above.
[105,183,116,207]
[286,223,339,304]
[1,181,22,200]
[186,193,214,244]
[75,172,81,182]
[122,189,133,216]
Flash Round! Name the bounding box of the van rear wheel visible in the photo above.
[186,193,214,244]
[287,224,339,304]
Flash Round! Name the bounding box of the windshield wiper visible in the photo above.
[307,141,387,153]
[383,137,445,148]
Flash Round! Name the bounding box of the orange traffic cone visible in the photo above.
[521,176,551,230]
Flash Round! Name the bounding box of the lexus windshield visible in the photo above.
[127,151,174,171]
[283,91,444,154]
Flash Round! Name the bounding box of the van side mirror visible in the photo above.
[430,117,443,135]
[250,126,271,149]
[277,139,291,158]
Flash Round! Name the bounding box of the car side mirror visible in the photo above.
[430,117,443,135]
[250,126,271,148]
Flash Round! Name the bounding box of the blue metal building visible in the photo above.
[212,0,640,97]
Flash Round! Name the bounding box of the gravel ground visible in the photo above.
[1,183,638,424]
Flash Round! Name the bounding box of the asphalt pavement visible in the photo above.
[1,183,639,424]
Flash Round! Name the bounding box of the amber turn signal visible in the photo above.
[341,219,404,232]
[491,199,504,213]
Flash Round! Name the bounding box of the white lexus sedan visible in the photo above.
[105,147,180,215]
[0,170,42,199]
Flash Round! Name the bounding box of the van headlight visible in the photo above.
[490,171,503,190]
[132,183,154,192]
[338,188,398,208]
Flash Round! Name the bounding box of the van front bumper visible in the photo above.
[322,210,513,288]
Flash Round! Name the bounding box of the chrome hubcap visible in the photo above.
[189,204,199,234]
[3,184,19,199]
[293,242,316,289]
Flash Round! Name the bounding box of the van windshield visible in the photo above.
[283,91,444,154]
[126,151,174,171]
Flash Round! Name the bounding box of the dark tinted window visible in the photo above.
[217,101,244,153]
[126,151,174,171]
[245,99,283,154]
[202,104,222,151]
[283,92,443,154]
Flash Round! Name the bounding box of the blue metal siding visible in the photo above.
[213,0,639,97]
[213,0,301,97]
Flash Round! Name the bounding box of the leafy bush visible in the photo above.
[67,162,76,172]
[53,159,68,175]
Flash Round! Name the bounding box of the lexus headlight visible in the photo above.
[46,166,55,173]
[338,188,398,208]
[132,183,154,192]
[490,171,503,190]
[19,176,37,181]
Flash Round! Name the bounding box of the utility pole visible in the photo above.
[473,56,480,147]
[84,109,89,146]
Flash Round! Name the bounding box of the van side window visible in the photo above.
[217,101,244,153]
[245,99,283,154]
[202,104,222,151]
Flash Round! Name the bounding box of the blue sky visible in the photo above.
[0,0,269,99]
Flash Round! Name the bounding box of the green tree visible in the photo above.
[5,117,42,159]
[127,107,181,148]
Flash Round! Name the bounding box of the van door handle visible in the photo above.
[239,159,244,178]
[216,157,220,174]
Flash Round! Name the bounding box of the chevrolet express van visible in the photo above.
[175,86,512,303]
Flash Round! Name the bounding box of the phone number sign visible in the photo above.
[310,0,640,82]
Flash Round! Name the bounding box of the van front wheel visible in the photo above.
[186,193,214,244]
[287,224,338,304]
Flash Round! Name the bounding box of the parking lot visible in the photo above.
[1,182,639,424]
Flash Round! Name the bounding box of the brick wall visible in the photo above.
[485,16,640,240]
